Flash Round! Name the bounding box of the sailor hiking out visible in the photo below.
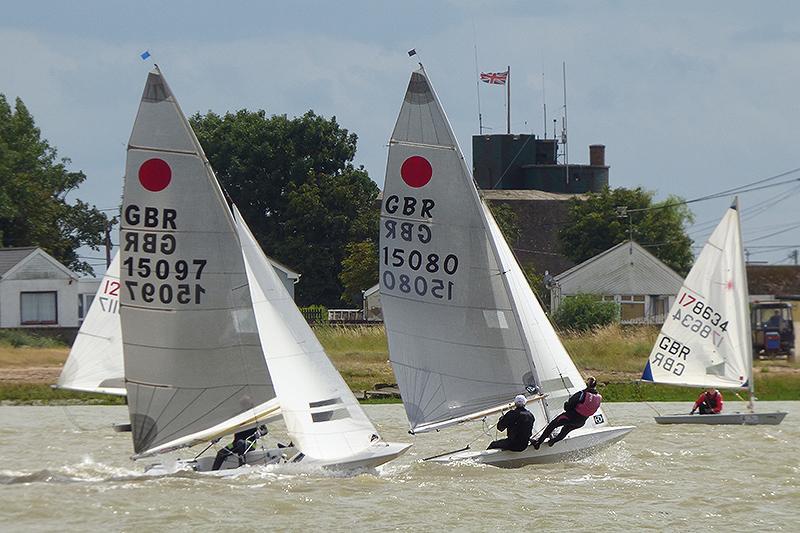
[487,395,535,452]
[532,377,602,449]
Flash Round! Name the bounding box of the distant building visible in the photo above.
[550,241,684,324]
[363,284,382,322]
[0,247,97,329]
[472,134,610,276]
[473,135,608,194]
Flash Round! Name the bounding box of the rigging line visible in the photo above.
[491,133,536,189]
[628,167,800,213]
[642,401,662,417]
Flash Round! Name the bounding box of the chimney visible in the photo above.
[589,144,605,166]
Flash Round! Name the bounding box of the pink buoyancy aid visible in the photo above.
[574,391,602,417]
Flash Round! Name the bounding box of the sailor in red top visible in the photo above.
[691,388,723,415]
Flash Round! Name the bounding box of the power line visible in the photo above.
[628,166,800,214]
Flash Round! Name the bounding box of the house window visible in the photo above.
[619,294,645,321]
[78,293,95,321]
[20,291,58,325]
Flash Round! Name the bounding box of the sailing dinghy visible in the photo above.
[379,66,634,467]
[56,253,125,396]
[120,66,407,472]
[641,199,787,425]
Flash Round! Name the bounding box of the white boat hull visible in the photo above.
[144,442,411,475]
[426,425,635,468]
[654,412,787,425]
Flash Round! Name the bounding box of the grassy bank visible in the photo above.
[2,324,798,404]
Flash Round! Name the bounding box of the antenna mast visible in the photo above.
[542,70,547,138]
[562,61,569,183]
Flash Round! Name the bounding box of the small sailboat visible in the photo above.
[120,66,408,471]
[379,66,634,467]
[56,253,125,396]
[641,198,787,425]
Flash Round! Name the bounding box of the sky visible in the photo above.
[3,0,800,272]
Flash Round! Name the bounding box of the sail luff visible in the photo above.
[733,197,757,409]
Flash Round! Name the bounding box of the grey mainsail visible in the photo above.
[380,68,543,432]
[120,67,276,456]
[380,67,613,437]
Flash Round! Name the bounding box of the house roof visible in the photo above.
[747,265,800,296]
[363,283,380,297]
[0,247,38,276]
[554,240,684,295]
[267,256,300,281]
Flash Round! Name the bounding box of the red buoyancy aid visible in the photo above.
[574,391,602,417]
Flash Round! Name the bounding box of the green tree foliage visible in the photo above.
[487,201,520,244]
[339,240,378,306]
[0,95,108,275]
[558,187,694,276]
[190,110,379,306]
[553,294,619,332]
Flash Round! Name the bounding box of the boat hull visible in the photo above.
[654,412,787,425]
[143,442,411,474]
[426,425,635,468]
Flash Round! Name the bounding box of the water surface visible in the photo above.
[1,402,797,531]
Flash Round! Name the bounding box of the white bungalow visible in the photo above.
[550,240,684,324]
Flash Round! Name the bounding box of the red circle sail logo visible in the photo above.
[138,158,172,192]
[400,156,432,188]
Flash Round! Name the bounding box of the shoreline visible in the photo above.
[3,374,798,406]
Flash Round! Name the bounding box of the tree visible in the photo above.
[0,95,108,275]
[558,187,694,276]
[552,294,619,332]
[339,240,378,306]
[487,201,520,244]
[190,110,379,306]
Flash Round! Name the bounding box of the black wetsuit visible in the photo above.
[533,388,598,448]
[212,427,259,471]
[487,406,535,452]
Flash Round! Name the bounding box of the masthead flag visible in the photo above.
[480,71,508,85]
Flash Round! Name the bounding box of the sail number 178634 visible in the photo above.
[671,292,728,347]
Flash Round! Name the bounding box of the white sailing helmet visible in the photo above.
[514,394,527,407]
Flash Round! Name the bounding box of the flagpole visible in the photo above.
[473,24,483,135]
[506,65,511,134]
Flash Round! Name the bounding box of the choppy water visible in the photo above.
[0,402,798,531]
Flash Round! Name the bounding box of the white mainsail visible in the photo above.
[235,207,395,462]
[57,253,125,396]
[642,201,751,390]
[380,67,608,436]
[120,66,277,457]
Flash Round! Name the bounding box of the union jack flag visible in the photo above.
[480,71,508,85]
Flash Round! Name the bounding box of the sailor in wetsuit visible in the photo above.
[487,394,535,452]
[211,425,267,470]
[531,376,602,449]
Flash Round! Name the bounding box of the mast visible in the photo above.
[506,65,511,134]
[735,196,756,411]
